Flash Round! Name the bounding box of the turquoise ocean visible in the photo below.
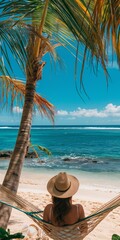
[0,125,120,174]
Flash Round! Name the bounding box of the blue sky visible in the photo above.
[1,45,120,126]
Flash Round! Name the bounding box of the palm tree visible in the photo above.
[0,17,54,228]
[0,0,119,228]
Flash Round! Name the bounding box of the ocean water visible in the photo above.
[0,125,120,173]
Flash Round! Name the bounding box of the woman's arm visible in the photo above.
[78,204,88,234]
[43,204,52,222]
[43,204,52,235]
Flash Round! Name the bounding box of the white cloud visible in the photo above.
[13,106,23,113]
[70,108,106,117]
[57,110,68,116]
[56,103,120,119]
[105,103,120,116]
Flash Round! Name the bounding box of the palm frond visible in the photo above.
[0,0,108,78]
[0,20,28,75]
[93,0,120,67]
[0,76,54,122]
[30,144,52,157]
[2,0,119,94]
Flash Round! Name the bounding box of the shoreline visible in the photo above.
[0,167,119,202]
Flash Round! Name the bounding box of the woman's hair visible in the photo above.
[52,196,72,225]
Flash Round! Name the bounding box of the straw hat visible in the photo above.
[47,172,79,198]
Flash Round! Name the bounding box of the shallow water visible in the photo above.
[0,125,120,173]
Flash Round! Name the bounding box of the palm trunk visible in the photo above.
[0,30,44,228]
[0,75,36,228]
[3,82,35,191]
[0,1,49,228]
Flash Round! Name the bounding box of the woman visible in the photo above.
[43,172,86,227]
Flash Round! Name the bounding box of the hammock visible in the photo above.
[0,184,119,240]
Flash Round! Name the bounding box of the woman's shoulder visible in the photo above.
[43,203,53,221]
[44,203,53,216]
[73,203,83,209]
[75,203,85,219]
[76,203,84,212]
[44,203,53,211]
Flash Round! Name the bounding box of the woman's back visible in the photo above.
[43,202,85,226]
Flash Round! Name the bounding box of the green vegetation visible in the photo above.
[112,234,120,240]
[30,143,52,158]
[0,228,24,240]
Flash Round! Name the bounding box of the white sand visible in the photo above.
[0,168,120,239]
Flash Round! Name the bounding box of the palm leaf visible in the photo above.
[0,0,108,81]
[0,76,54,122]
[0,20,28,74]
[37,145,52,155]
[30,144,52,157]
[93,0,120,67]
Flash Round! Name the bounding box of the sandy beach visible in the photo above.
[0,168,120,240]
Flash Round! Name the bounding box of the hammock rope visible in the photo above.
[0,185,119,240]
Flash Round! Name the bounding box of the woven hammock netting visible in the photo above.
[0,185,119,240]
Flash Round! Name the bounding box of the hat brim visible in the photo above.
[47,174,79,198]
